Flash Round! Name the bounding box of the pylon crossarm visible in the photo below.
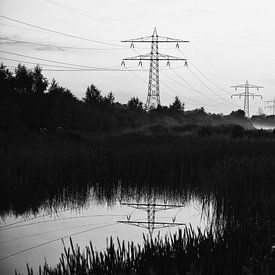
[122,36,189,44]
[120,202,184,210]
[231,93,246,98]
[121,205,149,210]
[120,205,183,211]
[121,35,157,43]
[153,222,186,229]
[120,202,183,207]
[123,53,151,60]
[158,53,186,60]
[230,84,263,89]
[230,85,246,88]
[247,85,263,89]
[157,36,189,43]
[247,93,262,98]
[117,221,185,228]
[118,221,150,229]
[154,206,184,212]
[123,53,186,61]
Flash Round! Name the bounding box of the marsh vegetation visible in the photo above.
[1,64,275,274]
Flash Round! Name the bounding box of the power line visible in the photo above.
[0,15,126,48]
[0,50,127,70]
[177,49,240,108]
[0,21,47,34]
[0,57,93,70]
[0,57,141,72]
[185,59,232,96]
[187,45,235,82]
[2,60,183,74]
[131,66,196,105]
[0,221,113,244]
[164,68,222,105]
[0,208,74,229]
[0,214,125,231]
[42,0,143,34]
[159,77,206,106]
[0,37,126,51]
[1,215,168,245]
[140,67,213,107]
[187,67,235,106]
[178,49,239,102]
[0,222,117,261]
[37,68,141,72]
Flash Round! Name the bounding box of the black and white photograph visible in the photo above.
[0,0,275,274]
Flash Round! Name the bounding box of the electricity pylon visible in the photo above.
[264,99,275,115]
[121,27,189,111]
[230,80,263,117]
[117,196,185,238]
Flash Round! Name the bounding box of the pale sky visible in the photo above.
[1,0,275,115]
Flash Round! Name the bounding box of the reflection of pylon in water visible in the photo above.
[118,196,185,237]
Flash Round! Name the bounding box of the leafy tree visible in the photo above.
[83,84,102,105]
[47,79,81,129]
[48,79,74,98]
[14,64,33,94]
[105,92,115,105]
[230,109,246,118]
[127,97,143,110]
[169,96,184,112]
[32,65,48,94]
[0,63,14,97]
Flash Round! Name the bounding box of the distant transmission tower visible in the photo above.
[264,99,275,115]
[121,27,189,110]
[230,80,263,117]
[118,196,185,237]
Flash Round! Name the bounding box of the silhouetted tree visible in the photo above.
[48,79,75,99]
[84,84,102,105]
[230,109,246,118]
[105,92,115,105]
[0,63,14,98]
[169,96,184,112]
[14,64,33,94]
[127,97,143,110]
[32,65,48,94]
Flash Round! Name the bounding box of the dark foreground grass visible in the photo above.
[22,226,275,275]
[1,131,275,274]
[1,132,275,216]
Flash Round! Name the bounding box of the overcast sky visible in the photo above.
[1,0,274,115]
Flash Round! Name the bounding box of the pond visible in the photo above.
[0,184,212,275]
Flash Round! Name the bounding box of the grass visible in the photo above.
[23,227,275,275]
[1,129,275,274]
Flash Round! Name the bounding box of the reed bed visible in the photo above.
[22,226,275,275]
[2,132,275,273]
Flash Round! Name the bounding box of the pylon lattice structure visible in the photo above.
[121,27,189,111]
[264,99,275,115]
[230,80,263,117]
[117,196,185,238]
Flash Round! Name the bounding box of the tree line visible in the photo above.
[0,63,186,132]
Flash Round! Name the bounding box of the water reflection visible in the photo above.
[0,182,211,275]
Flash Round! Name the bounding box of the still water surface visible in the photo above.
[0,186,211,275]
